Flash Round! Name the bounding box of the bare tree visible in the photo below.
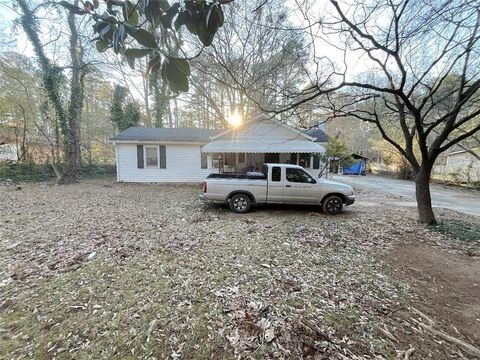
[185,0,311,125]
[235,0,480,224]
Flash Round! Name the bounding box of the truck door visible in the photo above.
[267,165,283,203]
[283,167,318,204]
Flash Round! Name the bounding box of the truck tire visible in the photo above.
[322,195,343,215]
[229,193,252,213]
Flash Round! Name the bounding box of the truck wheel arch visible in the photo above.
[321,192,346,204]
[227,190,256,204]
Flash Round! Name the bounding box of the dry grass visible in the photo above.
[1,178,479,359]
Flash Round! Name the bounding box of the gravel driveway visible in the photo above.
[1,178,479,359]
[331,174,480,216]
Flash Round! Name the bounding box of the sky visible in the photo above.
[0,1,34,56]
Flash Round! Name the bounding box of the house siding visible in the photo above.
[116,143,212,183]
[444,151,480,182]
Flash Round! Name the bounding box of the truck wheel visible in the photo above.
[229,194,252,213]
[322,195,343,215]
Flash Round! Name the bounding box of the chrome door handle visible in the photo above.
[285,185,292,187]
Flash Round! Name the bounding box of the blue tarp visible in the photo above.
[343,160,365,175]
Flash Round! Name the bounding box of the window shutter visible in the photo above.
[313,156,320,169]
[137,145,144,168]
[200,148,207,169]
[159,145,166,168]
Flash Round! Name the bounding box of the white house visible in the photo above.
[444,148,480,182]
[110,115,327,183]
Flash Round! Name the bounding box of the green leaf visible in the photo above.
[97,21,116,42]
[161,58,168,82]
[124,0,139,26]
[58,1,87,15]
[159,3,180,29]
[113,24,127,53]
[125,48,153,58]
[159,0,170,11]
[163,57,189,93]
[95,40,110,52]
[174,11,189,30]
[186,10,203,35]
[170,57,190,76]
[144,0,163,26]
[205,4,223,42]
[185,7,216,46]
[99,11,117,23]
[197,22,214,46]
[126,28,158,48]
[126,55,135,70]
[147,54,162,74]
[217,5,224,27]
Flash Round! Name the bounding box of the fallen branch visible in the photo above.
[411,319,480,357]
[146,319,157,342]
[404,347,415,360]
[396,347,415,360]
[410,307,435,325]
[374,324,397,342]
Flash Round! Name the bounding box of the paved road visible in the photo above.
[330,175,480,217]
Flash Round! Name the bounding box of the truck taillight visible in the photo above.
[203,181,207,193]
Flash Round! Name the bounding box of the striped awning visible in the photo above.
[201,139,325,153]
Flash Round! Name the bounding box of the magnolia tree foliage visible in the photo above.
[60,0,229,93]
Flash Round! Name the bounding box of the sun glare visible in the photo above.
[227,112,242,127]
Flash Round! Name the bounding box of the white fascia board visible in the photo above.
[109,140,208,145]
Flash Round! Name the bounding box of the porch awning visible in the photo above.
[201,139,325,153]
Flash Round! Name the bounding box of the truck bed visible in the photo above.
[206,172,267,180]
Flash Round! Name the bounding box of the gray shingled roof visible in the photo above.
[110,127,223,142]
[111,126,329,143]
[304,127,329,142]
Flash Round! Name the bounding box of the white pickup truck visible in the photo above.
[202,163,355,214]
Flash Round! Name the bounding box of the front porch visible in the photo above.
[200,115,327,176]
[205,152,323,176]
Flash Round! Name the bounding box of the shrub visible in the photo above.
[0,162,116,183]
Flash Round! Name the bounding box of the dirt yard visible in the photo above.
[1,178,479,359]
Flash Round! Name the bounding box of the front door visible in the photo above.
[264,153,280,163]
[283,167,317,203]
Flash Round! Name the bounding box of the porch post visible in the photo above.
[207,154,212,169]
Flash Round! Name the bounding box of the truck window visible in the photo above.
[286,168,314,183]
[271,166,281,182]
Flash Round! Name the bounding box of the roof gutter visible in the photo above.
[109,139,209,145]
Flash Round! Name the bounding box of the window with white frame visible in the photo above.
[145,146,159,167]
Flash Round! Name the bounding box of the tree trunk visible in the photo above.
[143,72,152,127]
[63,0,85,183]
[17,0,78,183]
[415,164,436,224]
